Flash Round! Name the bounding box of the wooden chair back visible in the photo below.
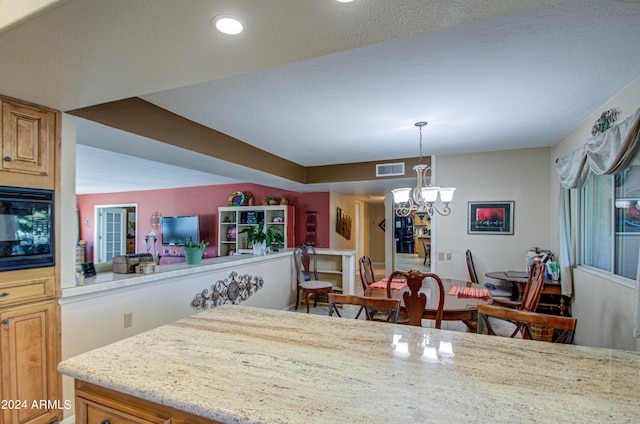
[294,245,319,284]
[328,293,401,323]
[358,256,375,291]
[422,239,431,265]
[386,269,445,328]
[478,304,577,343]
[465,249,479,284]
[520,260,546,312]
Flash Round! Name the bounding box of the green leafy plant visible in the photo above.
[176,237,210,250]
[239,223,283,247]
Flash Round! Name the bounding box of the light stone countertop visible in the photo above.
[58,305,640,423]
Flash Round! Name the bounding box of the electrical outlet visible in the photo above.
[437,252,444,261]
[124,312,133,328]
[446,252,452,261]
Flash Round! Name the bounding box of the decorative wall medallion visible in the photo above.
[150,211,162,231]
[591,108,620,136]
[192,271,264,310]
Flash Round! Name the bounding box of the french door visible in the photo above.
[96,208,126,262]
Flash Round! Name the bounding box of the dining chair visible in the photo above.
[465,249,512,299]
[492,260,546,312]
[386,269,444,328]
[293,246,333,313]
[422,238,431,266]
[477,304,577,343]
[328,293,401,323]
[358,255,376,292]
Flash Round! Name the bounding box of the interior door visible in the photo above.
[98,208,126,262]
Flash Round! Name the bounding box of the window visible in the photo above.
[582,155,640,279]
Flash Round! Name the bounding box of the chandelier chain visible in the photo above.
[418,124,423,164]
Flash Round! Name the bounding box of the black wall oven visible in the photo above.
[0,186,55,271]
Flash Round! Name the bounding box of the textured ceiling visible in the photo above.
[1,0,639,195]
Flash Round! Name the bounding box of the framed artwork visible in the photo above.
[336,207,352,240]
[467,201,514,235]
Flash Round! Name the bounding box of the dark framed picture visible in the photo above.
[468,201,514,235]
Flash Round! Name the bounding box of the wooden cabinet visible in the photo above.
[218,205,295,256]
[77,391,170,424]
[0,300,59,424]
[0,95,61,424]
[0,97,57,190]
[0,271,55,308]
[75,381,220,424]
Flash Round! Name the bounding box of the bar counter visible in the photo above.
[58,305,640,423]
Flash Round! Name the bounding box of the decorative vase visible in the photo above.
[252,241,267,256]
[183,247,204,264]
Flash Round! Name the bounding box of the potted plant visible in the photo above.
[270,230,284,251]
[267,195,280,205]
[239,223,282,256]
[176,237,210,264]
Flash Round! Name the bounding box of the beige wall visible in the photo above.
[329,192,358,250]
[368,202,386,264]
[432,147,551,282]
[550,76,640,351]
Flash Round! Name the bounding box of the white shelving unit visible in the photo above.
[218,205,295,256]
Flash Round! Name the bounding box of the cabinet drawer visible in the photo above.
[0,277,53,306]
[79,397,169,424]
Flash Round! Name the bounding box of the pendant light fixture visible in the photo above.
[392,122,455,218]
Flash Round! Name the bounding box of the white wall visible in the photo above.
[433,147,551,282]
[60,254,296,418]
[550,76,640,351]
[59,113,77,290]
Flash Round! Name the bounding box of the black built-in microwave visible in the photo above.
[0,186,55,271]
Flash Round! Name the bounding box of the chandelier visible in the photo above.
[392,121,455,218]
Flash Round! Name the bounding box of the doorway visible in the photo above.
[94,204,137,263]
[384,196,432,275]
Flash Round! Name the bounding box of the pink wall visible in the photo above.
[76,182,330,260]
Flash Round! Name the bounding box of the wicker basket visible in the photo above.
[529,323,554,342]
[314,288,342,304]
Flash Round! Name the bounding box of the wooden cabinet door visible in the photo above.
[0,301,60,424]
[1,99,56,188]
[77,396,170,424]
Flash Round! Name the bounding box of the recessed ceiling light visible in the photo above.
[335,0,356,3]
[212,15,244,35]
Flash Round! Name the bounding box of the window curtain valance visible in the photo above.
[555,106,640,338]
[556,107,640,190]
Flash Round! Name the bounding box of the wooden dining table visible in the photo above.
[365,277,492,331]
[485,270,567,315]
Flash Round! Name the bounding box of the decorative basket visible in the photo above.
[314,288,342,304]
[529,323,554,342]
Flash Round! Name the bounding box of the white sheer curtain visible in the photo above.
[555,107,640,337]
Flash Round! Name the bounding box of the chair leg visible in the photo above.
[305,291,313,313]
[295,288,300,310]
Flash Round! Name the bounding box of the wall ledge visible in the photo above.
[575,265,636,291]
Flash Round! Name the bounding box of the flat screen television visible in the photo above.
[161,215,200,245]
